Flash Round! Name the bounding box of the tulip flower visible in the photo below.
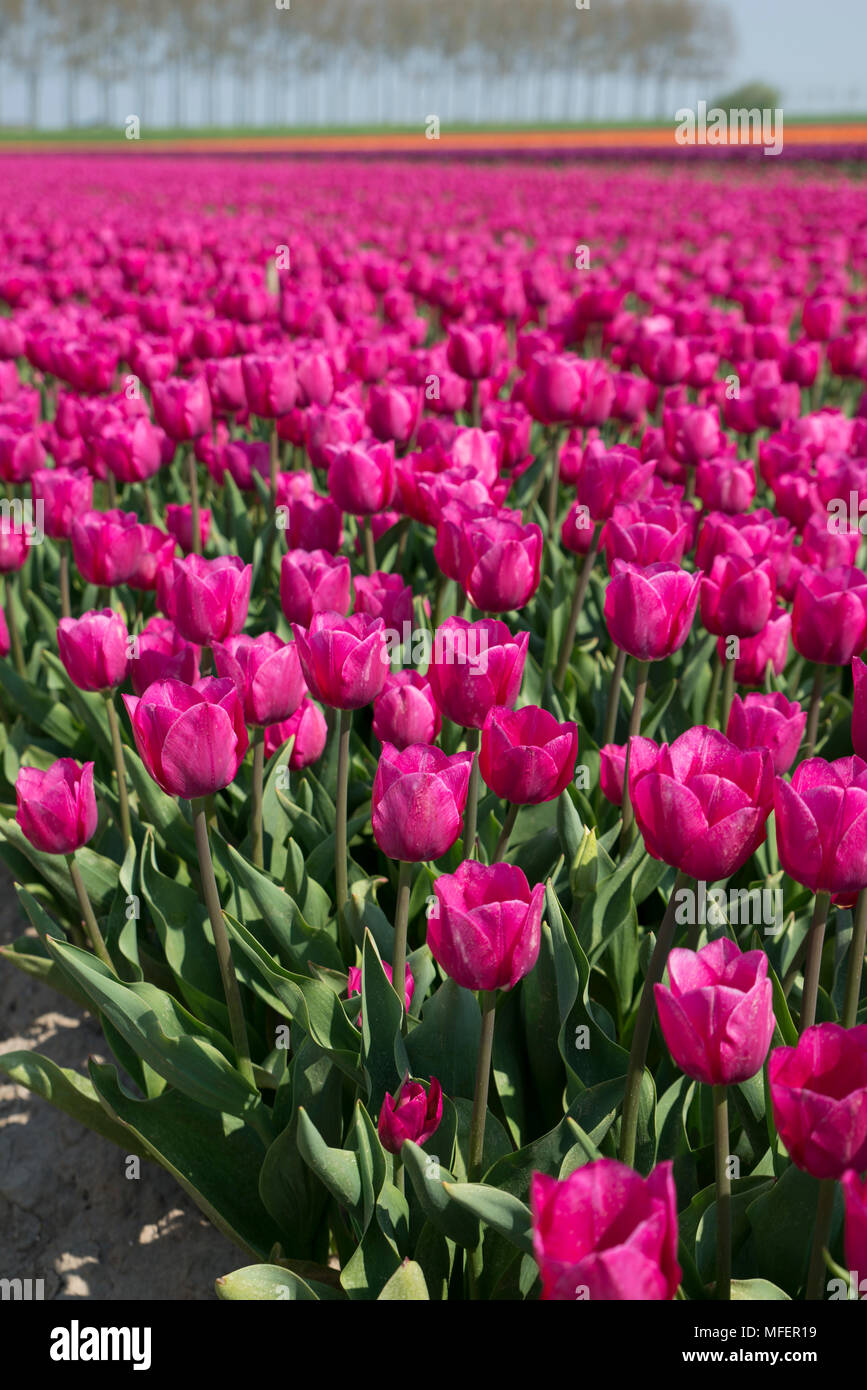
[123,676,249,800]
[279,550,351,627]
[770,1023,867,1298]
[427,618,528,730]
[700,554,776,640]
[165,503,211,554]
[620,727,773,1169]
[353,572,413,634]
[842,1171,867,1280]
[165,554,251,648]
[372,743,474,865]
[459,514,542,614]
[774,756,867,1028]
[605,562,701,663]
[530,1160,681,1301]
[130,617,200,696]
[57,609,128,693]
[793,565,867,755]
[372,671,442,750]
[71,510,143,588]
[726,692,806,774]
[16,759,111,969]
[264,697,328,768]
[378,1076,443,1155]
[347,961,415,1026]
[327,440,395,537]
[152,376,213,442]
[479,705,578,804]
[214,632,305,868]
[718,607,791,689]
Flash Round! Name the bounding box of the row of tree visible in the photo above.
[0,0,737,128]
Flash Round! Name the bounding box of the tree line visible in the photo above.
[0,0,737,128]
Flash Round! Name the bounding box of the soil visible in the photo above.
[0,871,240,1300]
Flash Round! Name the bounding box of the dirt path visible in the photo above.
[0,874,241,1300]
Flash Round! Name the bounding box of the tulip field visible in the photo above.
[2,152,867,1307]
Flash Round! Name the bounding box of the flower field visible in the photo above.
[1,153,867,1304]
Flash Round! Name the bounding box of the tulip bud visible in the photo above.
[16,759,98,855]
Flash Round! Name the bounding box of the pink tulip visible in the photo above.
[769,1024,867,1179]
[291,611,389,710]
[718,608,791,688]
[629,726,773,880]
[531,1160,681,1301]
[373,671,442,749]
[427,618,528,730]
[71,510,143,587]
[328,441,395,515]
[726,692,806,774]
[165,554,251,646]
[378,1076,443,1154]
[165,503,211,553]
[124,677,249,799]
[31,467,93,540]
[347,961,415,1024]
[130,617,200,697]
[353,572,413,632]
[774,756,867,898]
[654,938,774,1086]
[429,860,543,991]
[264,698,328,767]
[152,376,212,441]
[479,705,578,804]
[459,514,542,613]
[600,743,627,806]
[605,562,700,662]
[57,609,129,692]
[700,554,776,639]
[280,550,351,627]
[16,759,98,855]
[792,566,867,666]
[213,632,305,726]
[242,355,297,418]
[842,1171,867,1277]
[371,743,474,861]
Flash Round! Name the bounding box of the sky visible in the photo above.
[0,0,864,128]
[720,0,865,111]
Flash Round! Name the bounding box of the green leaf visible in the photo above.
[43,937,264,1120]
[225,914,363,1084]
[215,1265,319,1301]
[220,841,341,973]
[405,979,481,1100]
[0,1051,146,1153]
[377,1260,430,1300]
[402,1139,480,1250]
[296,1107,363,1214]
[441,1183,534,1256]
[360,930,409,1110]
[730,1278,791,1301]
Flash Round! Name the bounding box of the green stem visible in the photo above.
[4,572,25,677]
[805,665,825,758]
[493,803,519,862]
[554,528,599,689]
[392,860,413,1035]
[620,660,650,849]
[335,708,353,957]
[191,797,255,1087]
[619,868,690,1167]
[713,1085,731,1301]
[704,655,723,728]
[545,430,561,541]
[720,654,736,732]
[842,887,867,1028]
[602,646,628,747]
[59,543,71,619]
[66,854,114,971]
[463,728,481,859]
[805,1179,836,1301]
[103,691,131,847]
[468,991,497,1182]
[187,448,201,556]
[801,890,831,1031]
[363,515,377,577]
[250,726,265,870]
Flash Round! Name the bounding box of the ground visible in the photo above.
[0,873,240,1301]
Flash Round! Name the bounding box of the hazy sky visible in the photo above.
[722,0,865,110]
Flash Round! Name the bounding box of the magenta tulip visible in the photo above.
[57,609,129,692]
[16,759,98,855]
[654,938,774,1086]
[165,554,251,646]
[130,617,200,697]
[213,632,305,727]
[726,692,806,774]
[605,562,701,662]
[378,1076,443,1154]
[124,677,249,799]
[792,566,867,666]
[479,705,578,804]
[291,611,388,710]
[774,756,867,898]
[427,617,528,730]
[373,671,442,749]
[769,1024,867,1179]
[628,726,773,880]
[530,1160,681,1301]
[429,860,543,991]
[280,550,351,627]
[371,743,474,861]
[264,698,328,768]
